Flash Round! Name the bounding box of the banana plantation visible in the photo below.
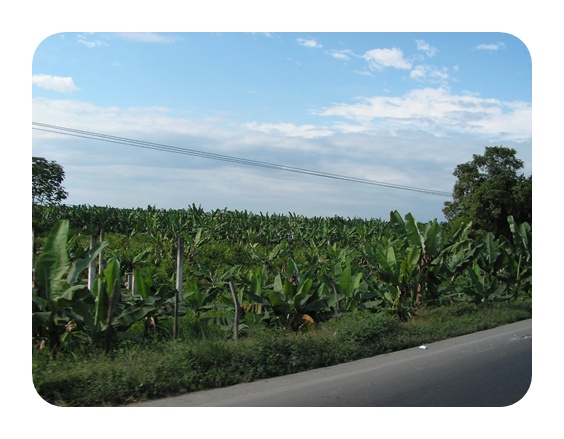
[32,204,532,355]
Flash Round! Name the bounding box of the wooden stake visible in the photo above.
[173,237,184,339]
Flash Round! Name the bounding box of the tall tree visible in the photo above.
[443,146,532,238]
[32,157,68,207]
[32,156,69,273]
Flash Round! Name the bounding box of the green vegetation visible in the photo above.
[443,146,532,238]
[31,149,532,407]
[32,204,532,406]
[32,156,68,208]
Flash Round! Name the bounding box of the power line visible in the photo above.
[32,122,452,197]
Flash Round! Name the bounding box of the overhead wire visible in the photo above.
[32,122,452,197]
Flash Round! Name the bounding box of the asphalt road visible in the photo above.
[129,319,532,407]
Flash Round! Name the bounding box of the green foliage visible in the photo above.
[32,205,532,354]
[32,220,182,354]
[443,146,532,238]
[369,211,475,317]
[32,220,108,354]
[32,157,69,236]
[333,312,397,345]
[451,216,532,304]
[503,215,532,297]
[32,157,68,207]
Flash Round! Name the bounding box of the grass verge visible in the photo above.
[32,299,531,407]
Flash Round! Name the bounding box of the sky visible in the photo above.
[31,32,531,221]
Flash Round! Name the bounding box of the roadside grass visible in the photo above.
[32,299,531,407]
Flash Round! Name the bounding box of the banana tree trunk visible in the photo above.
[104,279,119,353]
[229,281,240,341]
[98,229,105,274]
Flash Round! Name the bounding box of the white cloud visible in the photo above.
[363,47,412,71]
[474,42,506,51]
[31,97,238,143]
[243,121,333,138]
[328,43,447,86]
[314,87,531,141]
[33,90,531,146]
[297,38,322,48]
[416,39,438,57]
[330,49,354,60]
[32,74,80,93]
[410,65,427,81]
[410,65,449,83]
[76,34,108,48]
[465,101,531,140]
[354,70,373,77]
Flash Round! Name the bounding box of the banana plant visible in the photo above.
[456,232,513,303]
[76,259,178,349]
[436,217,475,276]
[185,228,205,264]
[85,258,121,351]
[463,259,509,303]
[183,278,218,318]
[490,216,532,300]
[374,244,420,318]
[387,211,475,307]
[33,220,182,352]
[322,256,379,314]
[242,265,271,318]
[270,266,321,330]
[124,269,179,337]
[32,220,107,354]
[243,259,330,330]
[390,211,440,306]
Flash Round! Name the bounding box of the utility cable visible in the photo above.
[32,122,452,197]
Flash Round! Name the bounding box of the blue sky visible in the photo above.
[32,32,531,221]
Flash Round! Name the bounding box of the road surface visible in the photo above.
[129,319,532,407]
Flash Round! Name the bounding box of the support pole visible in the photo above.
[173,237,184,339]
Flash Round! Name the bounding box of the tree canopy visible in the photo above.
[32,156,68,207]
[443,146,532,238]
